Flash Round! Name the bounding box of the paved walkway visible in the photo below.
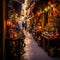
[22,30,60,60]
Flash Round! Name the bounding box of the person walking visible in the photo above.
[22,21,27,30]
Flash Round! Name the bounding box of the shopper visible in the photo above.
[22,21,27,30]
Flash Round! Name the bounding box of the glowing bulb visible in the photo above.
[37,12,40,16]
[50,4,54,8]
[53,7,56,11]
[48,1,51,5]
[39,26,41,28]
[14,33,17,38]
[7,20,11,26]
[42,11,45,13]
[48,6,51,10]
[13,24,15,28]
[44,7,48,12]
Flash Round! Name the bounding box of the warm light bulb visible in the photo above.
[7,20,11,26]
[50,4,54,8]
[48,6,51,10]
[48,1,51,5]
[53,7,56,11]
[44,7,48,12]
[38,26,42,30]
[37,12,40,16]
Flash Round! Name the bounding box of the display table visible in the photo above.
[41,34,60,56]
[5,34,25,60]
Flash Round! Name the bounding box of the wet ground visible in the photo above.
[21,30,60,60]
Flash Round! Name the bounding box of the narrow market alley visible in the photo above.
[2,0,60,60]
[21,30,60,60]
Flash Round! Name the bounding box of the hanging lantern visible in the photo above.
[7,20,11,26]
